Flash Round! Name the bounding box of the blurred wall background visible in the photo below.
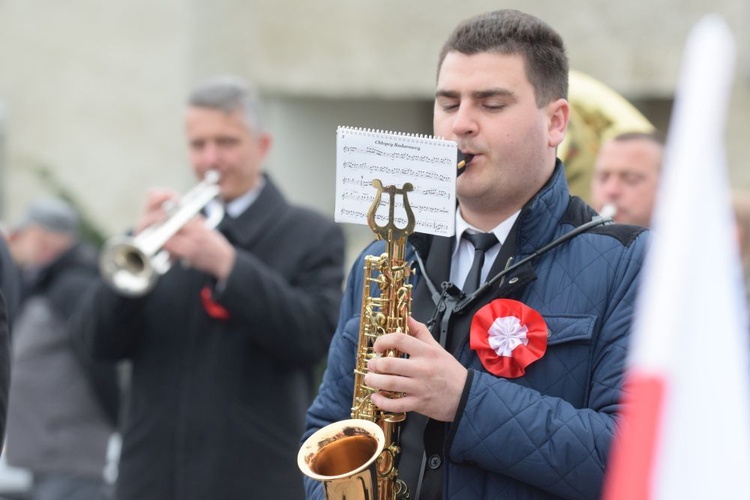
[0,0,748,260]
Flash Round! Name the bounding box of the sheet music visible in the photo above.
[334,126,457,237]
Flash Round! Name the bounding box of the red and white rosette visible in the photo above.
[469,299,548,378]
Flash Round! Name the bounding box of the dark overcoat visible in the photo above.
[79,176,345,500]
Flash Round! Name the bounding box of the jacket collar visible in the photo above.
[28,242,97,295]
[221,173,287,247]
[514,159,570,254]
[410,159,570,265]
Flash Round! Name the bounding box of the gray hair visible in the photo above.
[611,130,666,146]
[188,75,264,132]
[14,197,80,235]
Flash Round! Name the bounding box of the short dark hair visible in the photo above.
[437,9,568,107]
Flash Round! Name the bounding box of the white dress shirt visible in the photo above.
[449,207,520,288]
[205,176,265,223]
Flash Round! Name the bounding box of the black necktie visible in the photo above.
[215,212,234,240]
[462,232,499,293]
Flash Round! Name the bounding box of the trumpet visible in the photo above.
[599,203,617,220]
[99,170,223,297]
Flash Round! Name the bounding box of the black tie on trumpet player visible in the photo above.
[461,232,499,294]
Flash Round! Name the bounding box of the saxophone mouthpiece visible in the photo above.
[457,150,474,177]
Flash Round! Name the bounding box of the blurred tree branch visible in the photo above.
[31,163,106,247]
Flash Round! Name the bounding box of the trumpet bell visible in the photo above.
[99,236,168,297]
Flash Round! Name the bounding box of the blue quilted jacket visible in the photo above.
[304,162,648,499]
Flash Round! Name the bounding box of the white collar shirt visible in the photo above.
[205,176,266,222]
[449,207,520,288]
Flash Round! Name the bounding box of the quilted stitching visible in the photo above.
[445,227,645,499]
[304,166,648,500]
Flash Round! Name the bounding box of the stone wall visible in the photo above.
[0,0,747,240]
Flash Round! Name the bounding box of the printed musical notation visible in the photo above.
[340,147,453,167]
[341,181,451,200]
[342,162,453,183]
[335,127,457,237]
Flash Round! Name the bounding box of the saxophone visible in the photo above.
[298,180,415,500]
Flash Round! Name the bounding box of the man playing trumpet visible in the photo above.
[77,75,346,500]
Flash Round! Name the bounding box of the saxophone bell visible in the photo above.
[298,419,385,499]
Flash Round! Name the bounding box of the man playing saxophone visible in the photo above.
[304,10,648,499]
[76,75,346,500]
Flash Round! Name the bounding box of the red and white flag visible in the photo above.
[603,15,750,500]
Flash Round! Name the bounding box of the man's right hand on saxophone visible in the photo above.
[365,316,468,423]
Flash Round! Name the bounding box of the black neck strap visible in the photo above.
[425,216,611,342]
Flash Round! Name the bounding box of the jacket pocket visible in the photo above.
[524,314,597,405]
[545,314,596,345]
